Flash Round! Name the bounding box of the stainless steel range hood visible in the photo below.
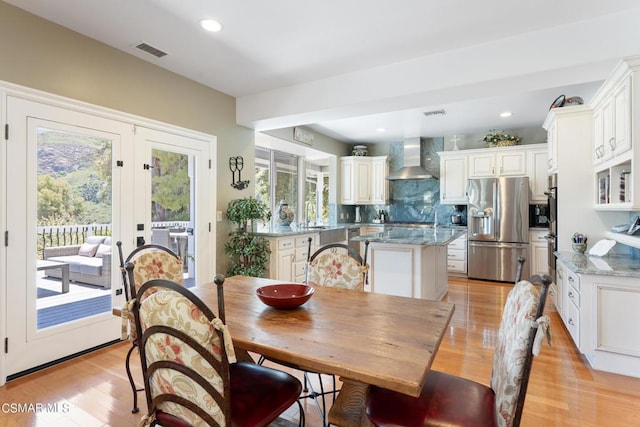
[386,138,434,180]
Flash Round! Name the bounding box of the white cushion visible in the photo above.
[86,236,106,245]
[95,244,111,258]
[78,242,99,257]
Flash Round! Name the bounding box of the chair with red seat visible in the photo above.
[131,273,303,427]
[365,273,552,427]
[115,242,184,413]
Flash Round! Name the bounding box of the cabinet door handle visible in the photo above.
[568,276,574,283]
[568,318,575,326]
[568,291,574,298]
[608,137,616,150]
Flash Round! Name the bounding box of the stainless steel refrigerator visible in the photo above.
[467,176,530,282]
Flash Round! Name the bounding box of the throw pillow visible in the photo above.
[95,244,112,258]
[86,236,107,245]
[78,243,99,257]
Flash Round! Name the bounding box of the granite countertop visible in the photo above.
[555,251,640,278]
[253,224,349,237]
[253,222,467,237]
[353,226,465,246]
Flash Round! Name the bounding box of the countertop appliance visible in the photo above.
[467,176,530,282]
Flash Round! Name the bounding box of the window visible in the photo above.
[255,147,298,227]
[305,162,329,225]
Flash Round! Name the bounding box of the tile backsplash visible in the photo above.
[341,137,467,225]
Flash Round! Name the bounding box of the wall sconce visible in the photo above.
[229,156,250,190]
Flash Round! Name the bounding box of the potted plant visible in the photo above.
[224,197,272,277]
[483,129,521,147]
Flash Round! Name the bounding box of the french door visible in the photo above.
[4,95,129,377]
[130,126,215,288]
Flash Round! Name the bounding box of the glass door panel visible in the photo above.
[36,127,113,330]
[149,148,193,285]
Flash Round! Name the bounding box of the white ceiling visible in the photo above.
[7,0,640,143]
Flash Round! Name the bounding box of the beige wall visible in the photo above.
[0,1,256,274]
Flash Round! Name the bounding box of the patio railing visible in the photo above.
[37,222,191,259]
[37,224,111,260]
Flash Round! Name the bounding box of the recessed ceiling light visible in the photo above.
[500,111,512,118]
[376,128,386,132]
[201,19,223,32]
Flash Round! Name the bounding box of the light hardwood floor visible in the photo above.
[1,277,639,426]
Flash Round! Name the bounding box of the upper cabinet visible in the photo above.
[439,153,468,204]
[438,144,547,205]
[340,156,389,205]
[593,76,631,166]
[590,56,640,210]
[468,150,526,178]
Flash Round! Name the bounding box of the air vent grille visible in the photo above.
[134,42,167,58]
[423,109,446,117]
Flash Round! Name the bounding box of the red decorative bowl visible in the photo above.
[256,284,315,309]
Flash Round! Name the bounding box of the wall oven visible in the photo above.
[544,174,558,282]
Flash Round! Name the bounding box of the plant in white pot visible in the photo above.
[224,197,272,277]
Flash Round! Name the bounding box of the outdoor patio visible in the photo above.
[36,272,194,329]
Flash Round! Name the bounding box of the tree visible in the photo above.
[151,150,190,221]
[37,175,84,225]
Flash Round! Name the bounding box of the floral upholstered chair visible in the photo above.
[133,276,302,427]
[365,274,552,427]
[263,238,370,425]
[115,242,184,414]
[305,240,370,291]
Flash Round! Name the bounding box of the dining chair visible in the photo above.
[115,242,184,413]
[364,273,552,427]
[260,237,371,426]
[305,238,370,291]
[132,275,303,427]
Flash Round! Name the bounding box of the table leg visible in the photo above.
[328,379,373,427]
[61,264,70,293]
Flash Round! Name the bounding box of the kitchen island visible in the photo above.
[354,226,465,300]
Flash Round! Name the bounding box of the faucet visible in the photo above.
[420,205,438,225]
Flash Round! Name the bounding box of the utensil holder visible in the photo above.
[572,243,587,254]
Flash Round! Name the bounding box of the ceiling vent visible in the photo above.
[133,42,168,58]
[423,109,446,117]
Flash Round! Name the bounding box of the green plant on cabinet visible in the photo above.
[224,197,272,277]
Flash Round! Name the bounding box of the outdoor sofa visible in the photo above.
[43,236,112,289]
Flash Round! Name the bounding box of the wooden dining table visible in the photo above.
[191,275,455,398]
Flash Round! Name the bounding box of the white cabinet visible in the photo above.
[365,242,448,301]
[593,75,631,165]
[340,156,388,205]
[266,233,318,282]
[371,156,389,204]
[438,154,468,204]
[546,118,558,173]
[557,258,640,378]
[527,147,549,203]
[590,57,640,211]
[438,144,545,205]
[468,150,526,178]
[529,230,548,276]
[447,232,467,275]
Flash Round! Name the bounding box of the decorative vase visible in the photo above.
[277,198,294,227]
